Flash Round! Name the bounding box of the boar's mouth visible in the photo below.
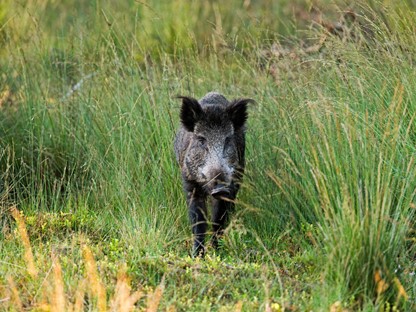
[210,184,231,199]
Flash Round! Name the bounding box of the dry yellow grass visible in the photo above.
[146,276,165,312]
[6,276,23,312]
[11,206,38,278]
[83,246,107,311]
[3,207,164,311]
[110,265,144,312]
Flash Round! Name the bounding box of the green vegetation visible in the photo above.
[1,0,416,310]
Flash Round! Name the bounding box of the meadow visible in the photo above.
[1,0,416,311]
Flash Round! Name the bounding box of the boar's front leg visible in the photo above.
[211,199,234,250]
[211,184,238,249]
[187,187,208,257]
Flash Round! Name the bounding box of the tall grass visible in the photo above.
[1,0,416,310]
[260,7,416,307]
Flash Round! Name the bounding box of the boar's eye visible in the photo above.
[223,136,234,155]
[224,136,233,146]
[196,136,207,146]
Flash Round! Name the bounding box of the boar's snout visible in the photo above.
[210,184,231,199]
[205,169,232,199]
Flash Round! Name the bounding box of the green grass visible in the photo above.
[1,0,416,311]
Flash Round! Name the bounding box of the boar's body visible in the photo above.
[174,92,253,256]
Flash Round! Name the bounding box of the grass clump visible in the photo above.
[1,0,416,311]
[263,9,416,308]
[2,207,147,311]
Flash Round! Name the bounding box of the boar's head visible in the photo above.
[178,93,253,199]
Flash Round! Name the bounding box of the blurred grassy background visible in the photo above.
[1,0,416,311]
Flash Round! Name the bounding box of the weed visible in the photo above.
[1,0,416,310]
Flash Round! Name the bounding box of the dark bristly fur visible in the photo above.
[174,92,254,256]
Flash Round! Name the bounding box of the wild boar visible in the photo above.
[174,92,253,256]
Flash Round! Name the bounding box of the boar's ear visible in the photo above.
[227,98,254,130]
[178,96,203,132]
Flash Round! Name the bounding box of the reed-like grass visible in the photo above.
[1,0,416,310]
